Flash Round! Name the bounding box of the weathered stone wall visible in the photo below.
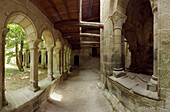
[71,48,100,68]
[123,0,153,75]
[100,0,115,86]
[101,0,170,111]
[158,0,170,110]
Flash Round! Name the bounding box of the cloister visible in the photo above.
[0,0,170,112]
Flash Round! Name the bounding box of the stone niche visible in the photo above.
[123,0,153,75]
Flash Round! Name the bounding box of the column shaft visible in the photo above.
[112,11,127,78]
[0,28,9,110]
[147,0,158,92]
[29,47,40,92]
[47,48,54,81]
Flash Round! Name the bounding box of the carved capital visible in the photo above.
[0,27,9,44]
[46,46,55,52]
[111,11,127,29]
[150,0,158,13]
[27,39,42,49]
[2,28,9,38]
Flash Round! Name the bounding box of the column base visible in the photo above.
[48,74,55,81]
[28,84,40,92]
[3,97,8,106]
[113,68,126,78]
[147,75,158,92]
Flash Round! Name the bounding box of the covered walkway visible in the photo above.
[36,59,114,112]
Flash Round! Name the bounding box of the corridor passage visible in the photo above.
[36,66,114,112]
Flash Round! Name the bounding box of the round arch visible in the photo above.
[5,12,38,41]
[41,29,55,47]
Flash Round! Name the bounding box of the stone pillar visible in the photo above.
[47,46,55,81]
[24,50,29,68]
[41,48,46,68]
[59,50,62,74]
[61,49,64,74]
[23,51,25,66]
[147,0,158,92]
[68,52,71,71]
[28,39,42,92]
[67,50,69,70]
[64,50,67,71]
[112,11,127,78]
[0,28,9,110]
[53,48,61,75]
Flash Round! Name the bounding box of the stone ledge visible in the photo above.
[1,73,67,112]
[109,72,159,100]
[104,74,167,112]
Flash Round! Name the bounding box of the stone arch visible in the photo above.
[56,38,62,50]
[4,12,38,41]
[118,0,153,15]
[123,0,153,75]
[41,29,55,47]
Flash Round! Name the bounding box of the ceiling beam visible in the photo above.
[48,0,63,22]
[55,21,104,29]
[63,33,100,38]
[63,0,71,21]
[81,45,100,48]
[81,41,100,44]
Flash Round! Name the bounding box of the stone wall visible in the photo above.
[100,0,170,111]
[123,0,153,75]
[158,0,170,110]
[100,0,114,79]
[71,48,100,69]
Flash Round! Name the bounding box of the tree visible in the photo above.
[6,24,29,71]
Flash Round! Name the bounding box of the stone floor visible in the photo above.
[36,67,115,112]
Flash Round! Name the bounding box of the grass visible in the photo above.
[11,81,17,84]
[5,68,22,77]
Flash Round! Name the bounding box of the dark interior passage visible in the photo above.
[124,0,153,75]
[74,55,79,66]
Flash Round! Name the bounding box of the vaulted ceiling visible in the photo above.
[30,0,100,50]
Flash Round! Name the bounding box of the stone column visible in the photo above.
[68,52,71,71]
[67,50,69,70]
[112,11,127,78]
[64,50,67,71]
[59,50,62,74]
[53,48,60,75]
[61,49,64,74]
[24,50,29,68]
[47,46,55,81]
[23,51,25,66]
[147,0,158,92]
[0,28,9,110]
[41,48,46,68]
[28,39,42,92]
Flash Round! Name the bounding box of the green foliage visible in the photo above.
[5,24,29,64]
[6,24,27,50]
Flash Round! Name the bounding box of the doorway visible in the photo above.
[74,55,79,66]
[92,47,97,57]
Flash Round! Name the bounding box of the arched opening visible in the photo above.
[4,13,37,92]
[74,55,79,66]
[123,0,153,75]
[40,29,55,80]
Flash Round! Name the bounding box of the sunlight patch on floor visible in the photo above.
[50,92,62,101]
